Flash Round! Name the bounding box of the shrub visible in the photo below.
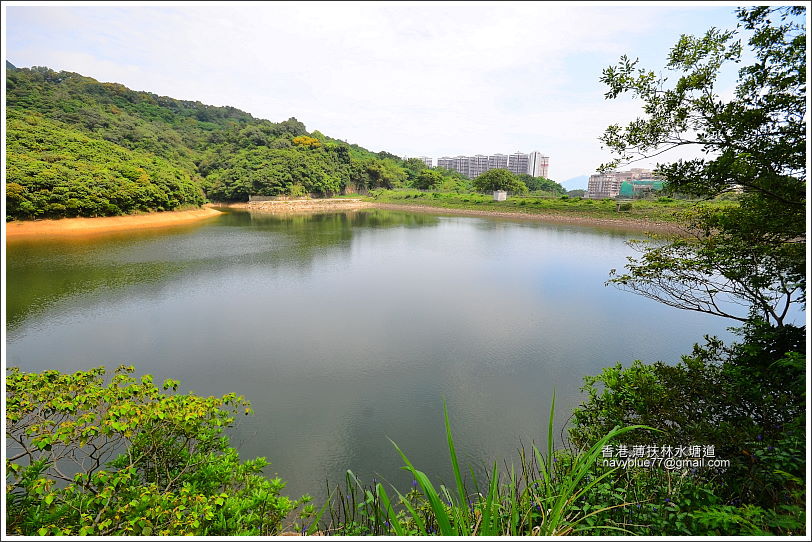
[569,322,805,518]
[5,366,313,536]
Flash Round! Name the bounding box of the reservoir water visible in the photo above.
[6,208,736,500]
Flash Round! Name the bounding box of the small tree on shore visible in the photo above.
[472,168,528,194]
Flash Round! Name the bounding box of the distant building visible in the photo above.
[586,173,621,199]
[469,155,490,178]
[488,153,508,170]
[452,156,470,178]
[437,157,454,170]
[432,151,549,179]
[586,168,661,198]
[528,152,549,178]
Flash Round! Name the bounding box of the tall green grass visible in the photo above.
[319,396,653,535]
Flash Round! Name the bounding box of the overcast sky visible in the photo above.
[5,1,753,183]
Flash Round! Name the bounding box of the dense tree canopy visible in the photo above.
[4,66,433,216]
[413,169,444,190]
[6,111,205,218]
[6,366,312,535]
[518,174,566,194]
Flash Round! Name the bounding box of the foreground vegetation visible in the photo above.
[7,335,804,536]
[5,366,317,536]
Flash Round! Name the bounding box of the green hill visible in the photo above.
[5,66,418,220]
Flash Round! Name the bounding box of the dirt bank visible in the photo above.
[216,199,374,213]
[5,207,224,240]
[222,199,373,212]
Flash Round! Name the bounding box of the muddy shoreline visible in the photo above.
[5,207,223,240]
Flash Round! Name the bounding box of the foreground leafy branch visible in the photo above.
[600,6,806,326]
[5,366,312,536]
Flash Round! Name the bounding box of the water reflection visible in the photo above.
[6,209,735,500]
[7,209,440,330]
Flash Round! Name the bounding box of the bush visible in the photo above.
[5,366,313,536]
[569,321,805,522]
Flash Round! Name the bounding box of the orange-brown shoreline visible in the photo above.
[5,207,223,240]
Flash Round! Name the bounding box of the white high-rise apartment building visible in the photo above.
[433,151,549,179]
[469,155,490,178]
[452,156,470,178]
[508,152,530,177]
[528,152,549,178]
[488,154,508,170]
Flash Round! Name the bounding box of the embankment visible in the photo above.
[218,199,373,213]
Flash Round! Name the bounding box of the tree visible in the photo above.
[402,157,429,185]
[413,169,443,190]
[5,366,313,535]
[292,135,322,148]
[472,168,528,194]
[601,6,806,326]
[518,173,566,194]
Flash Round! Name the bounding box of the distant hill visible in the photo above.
[561,174,589,190]
[5,66,428,219]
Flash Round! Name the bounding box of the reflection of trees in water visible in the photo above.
[7,232,187,331]
[7,210,441,331]
[224,208,439,231]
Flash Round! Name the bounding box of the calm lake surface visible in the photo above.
[7,208,736,500]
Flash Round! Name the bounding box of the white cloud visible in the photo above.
[5,2,742,180]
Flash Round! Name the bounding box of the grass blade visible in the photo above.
[390,438,458,535]
[443,400,468,516]
[376,483,405,536]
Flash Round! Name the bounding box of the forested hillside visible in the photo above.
[3,66,420,219]
[6,65,564,220]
